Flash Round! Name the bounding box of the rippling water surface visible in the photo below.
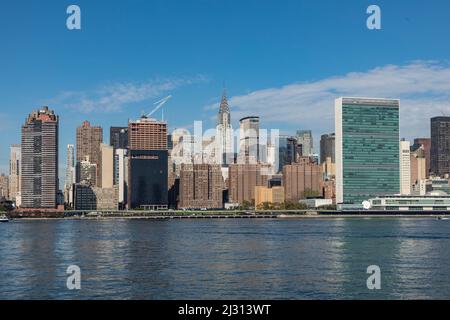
[1,218,450,299]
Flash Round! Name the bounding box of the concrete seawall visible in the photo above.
[6,209,450,220]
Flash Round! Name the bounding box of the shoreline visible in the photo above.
[6,213,450,221]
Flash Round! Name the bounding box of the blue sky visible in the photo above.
[1,0,450,177]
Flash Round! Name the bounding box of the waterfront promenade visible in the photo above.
[5,209,450,219]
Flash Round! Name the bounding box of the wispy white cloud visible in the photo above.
[48,75,208,113]
[211,61,450,140]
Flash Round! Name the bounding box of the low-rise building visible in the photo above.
[73,184,117,210]
[322,179,336,203]
[73,184,96,210]
[412,177,450,196]
[368,195,450,211]
[95,187,117,210]
[299,198,333,208]
[255,186,285,209]
[0,174,9,200]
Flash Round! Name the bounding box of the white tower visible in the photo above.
[400,139,411,195]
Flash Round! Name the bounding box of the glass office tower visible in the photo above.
[128,149,168,210]
[335,98,400,206]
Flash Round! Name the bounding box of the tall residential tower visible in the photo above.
[76,121,103,186]
[238,116,260,164]
[64,144,75,190]
[400,139,411,195]
[21,107,59,209]
[431,117,450,177]
[9,144,21,203]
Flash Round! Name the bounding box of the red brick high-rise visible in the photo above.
[228,164,271,204]
[283,157,322,202]
[179,164,223,209]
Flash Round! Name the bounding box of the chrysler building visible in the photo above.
[216,89,234,166]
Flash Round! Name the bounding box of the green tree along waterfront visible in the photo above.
[301,188,322,199]
[257,201,309,211]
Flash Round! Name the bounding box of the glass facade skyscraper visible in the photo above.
[335,98,400,206]
[277,135,298,173]
[110,127,128,150]
[320,133,335,164]
[296,130,313,156]
[127,117,168,210]
[128,150,168,209]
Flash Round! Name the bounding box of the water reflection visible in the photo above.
[1,218,450,299]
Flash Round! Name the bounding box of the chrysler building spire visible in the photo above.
[216,87,233,166]
[217,88,230,126]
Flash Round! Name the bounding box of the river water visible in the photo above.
[1,218,449,299]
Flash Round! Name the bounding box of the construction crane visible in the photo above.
[145,95,172,120]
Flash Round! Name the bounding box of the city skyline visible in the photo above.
[3,93,438,211]
[3,1,450,175]
[3,1,450,304]
[0,89,439,178]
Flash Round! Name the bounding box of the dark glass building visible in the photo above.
[127,117,168,210]
[320,133,335,164]
[278,136,300,172]
[110,127,128,150]
[167,134,173,151]
[73,184,97,210]
[128,150,168,209]
[431,117,450,177]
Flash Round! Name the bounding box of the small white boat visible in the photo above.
[0,215,9,223]
[437,216,450,221]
